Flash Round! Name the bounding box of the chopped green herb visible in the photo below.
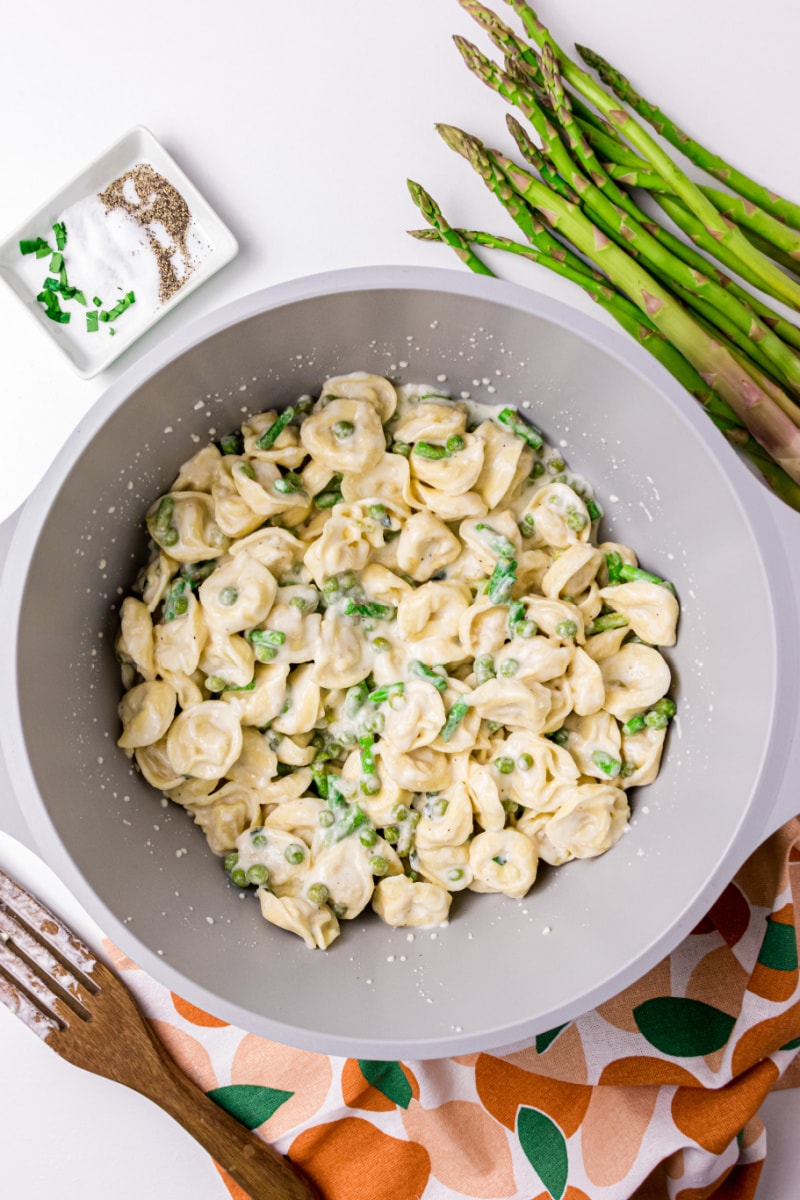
[36,290,70,323]
[19,237,52,258]
[343,600,396,621]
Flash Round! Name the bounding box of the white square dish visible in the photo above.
[0,126,238,379]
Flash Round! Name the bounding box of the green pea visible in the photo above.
[383,826,399,844]
[530,460,545,479]
[318,810,335,828]
[519,515,535,537]
[219,586,239,607]
[372,637,391,653]
[500,659,519,676]
[547,457,566,473]
[392,441,411,457]
[338,570,358,590]
[250,830,268,848]
[431,797,449,818]
[368,503,387,520]
[515,620,537,638]
[502,798,519,815]
[592,749,622,778]
[359,828,378,848]
[289,596,310,612]
[333,420,355,439]
[246,864,269,886]
[474,655,496,685]
[273,474,303,494]
[230,868,248,888]
[555,619,578,638]
[285,843,306,865]
[517,753,533,771]
[644,710,669,730]
[446,434,465,452]
[322,577,339,595]
[652,697,677,719]
[447,867,463,882]
[307,882,330,905]
[315,490,342,509]
[172,595,188,617]
[566,509,588,531]
[154,496,175,534]
[369,856,389,876]
[253,644,278,663]
[494,756,515,775]
[205,675,226,692]
[361,776,381,796]
[219,433,243,455]
[364,713,385,734]
[393,804,409,822]
[223,852,239,872]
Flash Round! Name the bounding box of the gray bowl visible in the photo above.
[1,265,796,1057]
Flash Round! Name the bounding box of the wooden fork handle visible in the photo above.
[136,1021,320,1200]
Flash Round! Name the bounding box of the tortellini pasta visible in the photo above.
[117,374,679,950]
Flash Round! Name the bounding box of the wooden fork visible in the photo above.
[0,867,319,1200]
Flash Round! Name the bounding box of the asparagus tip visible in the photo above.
[435,123,478,160]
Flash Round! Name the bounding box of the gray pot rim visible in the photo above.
[1,264,795,1057]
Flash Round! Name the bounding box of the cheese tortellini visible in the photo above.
[117,374,679,950]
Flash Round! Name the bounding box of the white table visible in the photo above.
[1,1,799,1195]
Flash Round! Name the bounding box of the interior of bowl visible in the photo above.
[4,269,781,1056]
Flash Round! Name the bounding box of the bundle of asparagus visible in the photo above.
[407,0,800,509]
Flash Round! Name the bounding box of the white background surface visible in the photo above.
[1,1,800,1195]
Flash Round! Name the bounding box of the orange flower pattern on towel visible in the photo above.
[114,818,800,1200]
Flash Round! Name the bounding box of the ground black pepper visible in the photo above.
[99,163,195,304]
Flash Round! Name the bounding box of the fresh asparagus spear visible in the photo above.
[458,0,612,136]
[408,201,800,506]
[406,179,493,274]
[501,0,800,310]
[575,43,800,233]
[575,123,800,268]
[647,193,800,353]
[505,113,580,205]
[446,125,800,479]
[457,38,800,403]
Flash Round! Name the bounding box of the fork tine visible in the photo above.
[0,937,67,1036]
[0,868,97,982]
[0,905,95,1018]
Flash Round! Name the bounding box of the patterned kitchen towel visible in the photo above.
[107,816,800,1200]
